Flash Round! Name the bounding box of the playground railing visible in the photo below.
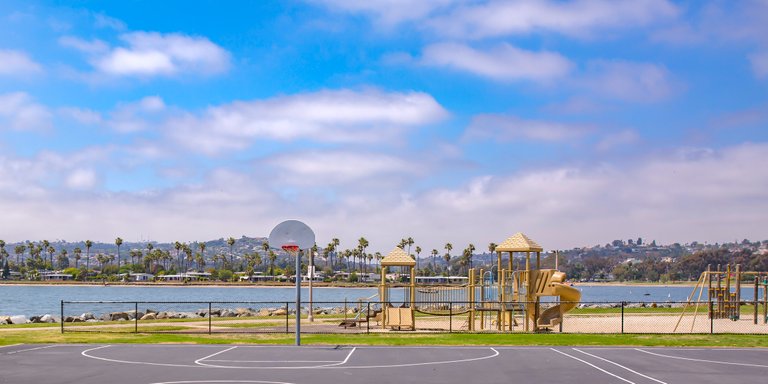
[58,300,768,335]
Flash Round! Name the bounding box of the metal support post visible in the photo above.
[621,302,625,334]
[60,300,64,334]
[134,302,138,333]
[295,249,301,346]
[208,302,212,334]
[284,302,289,333]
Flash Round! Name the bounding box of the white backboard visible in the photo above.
[268,220,315,250]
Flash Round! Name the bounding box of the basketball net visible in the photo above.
[282,244,300,256]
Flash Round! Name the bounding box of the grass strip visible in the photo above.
[2,329,768,348]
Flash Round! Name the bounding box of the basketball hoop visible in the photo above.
[268,220,316,346]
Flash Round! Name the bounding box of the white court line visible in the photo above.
[550,348,636,384]
[195,347,356,369]
[0,343,22,350]
[6,345,59,355]
[582,347,768,352]
[315,347,356,367]
[194,346,238,366]
[151,381,294,384]
[573,348,667,384]
[206,360,339,363]
[82,345,201,369]
[82,345,499,370]
[635,348,768,369]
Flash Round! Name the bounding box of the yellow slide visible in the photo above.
[537,272,581,328]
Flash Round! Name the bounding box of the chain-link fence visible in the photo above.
[60,300,768,334]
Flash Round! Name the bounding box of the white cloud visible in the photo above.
[166,89,448,154]
[107,96,166,133]
[2,142,765,254]
[94,13,126,30]
[421,42,573,82]
[63,32,231,77]
[310,0,455,25]
[749,51,768,79]
[0,50,43,75]
[428,0,679,39]
[0,92,52,131]
[59,36,109,54]
[268,150,418,186]
[65,169,98,190]
[59,107,103,125]
[583,60,677,102]
[595,130,640,151]
[465,114,591,142]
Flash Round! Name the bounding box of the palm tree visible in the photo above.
[57,249,69,269]
[174,241,183,271]
[227,237,236,266]
[195,252,204,271]
[96,253,107,272]
[331,238,340,269]
[115,237,123,268]
[431,249,438,271]
[261,241,269,267]
[467,243,475,270]
[14,245,25,269]
[443,243,453,270]
[488,242,497,276]
[135,250,143,270]
[183,244,193,272]
[406,237,414,257]
[85,240,93,272]
[444,243,452,274]
[73,247,82,269]
[199,242,206,269]
[46,246,55,269]
[415,246,422,271]
[357,237,369,272]
[268,250,277,276]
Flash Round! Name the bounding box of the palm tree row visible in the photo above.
[0,236,496,281]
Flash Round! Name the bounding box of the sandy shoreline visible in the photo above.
[576,282,697,288]
[0,281,376,289]
[0,281,698,288]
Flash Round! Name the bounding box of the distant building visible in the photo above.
[117,273,155,282]
[40,272,73,281]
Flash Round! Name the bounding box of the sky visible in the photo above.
[0,0,767,253]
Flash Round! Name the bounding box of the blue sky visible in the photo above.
[1,0,767,252]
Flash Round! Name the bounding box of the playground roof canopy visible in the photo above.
[496,232,543,252]
[381,247,416,267]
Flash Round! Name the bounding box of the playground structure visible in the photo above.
[674,264,768,332]
[378,232,581,332]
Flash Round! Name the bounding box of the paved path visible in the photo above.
[1,343,767,384]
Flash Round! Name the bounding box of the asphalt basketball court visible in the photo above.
[1,343,767,384]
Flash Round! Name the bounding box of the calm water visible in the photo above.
[0,284,757,316]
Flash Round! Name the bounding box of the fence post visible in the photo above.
[134,302,138,333]
[710,300,714,334]
[60,300,64,334]
[208,302,212,335]
[366,302,370,334]
[449,301,453,333]
[621,301,625,334]
[285,302,289,334]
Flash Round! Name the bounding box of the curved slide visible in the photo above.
[537,282,581,328]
